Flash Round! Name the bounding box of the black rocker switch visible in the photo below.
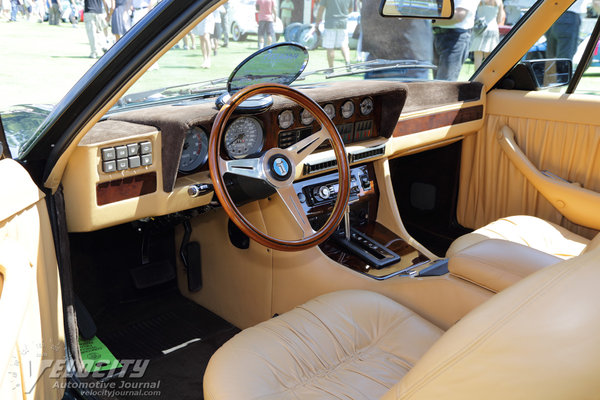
[359,174,370,190]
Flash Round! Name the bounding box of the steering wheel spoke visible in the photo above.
[286,128,329,165]
[220,157,262,180]
[276,185,315,238]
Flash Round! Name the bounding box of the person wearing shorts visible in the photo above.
[256,0,276,49]
[314,0,353,71]
[193,12,215,68]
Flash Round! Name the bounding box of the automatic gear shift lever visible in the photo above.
[344,204,351,241]
[334,204,401,269]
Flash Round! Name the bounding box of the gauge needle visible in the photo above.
[228,134,245,146]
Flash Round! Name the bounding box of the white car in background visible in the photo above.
[228,0,284,41]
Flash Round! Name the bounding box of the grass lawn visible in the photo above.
[0,20,357,109]
[2,17,600,110]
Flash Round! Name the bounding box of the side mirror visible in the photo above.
[379,0,454,19]
[527,59,572,89]
[497,59,572,91]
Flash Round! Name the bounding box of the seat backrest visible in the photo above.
[382,245,600,399]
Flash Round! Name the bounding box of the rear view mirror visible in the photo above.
[0,116,12,159]
[379,0,454,19]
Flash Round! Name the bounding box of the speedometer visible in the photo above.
[224,117,264,159]
[179,126,208,173]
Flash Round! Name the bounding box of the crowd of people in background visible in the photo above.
[0,0,594,79]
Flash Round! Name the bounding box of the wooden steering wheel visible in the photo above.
[208,83,350,251]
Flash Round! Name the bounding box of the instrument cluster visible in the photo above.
[177,97,376,174]
[178,116,266,174]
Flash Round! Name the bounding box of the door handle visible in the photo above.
[497,125,600,230]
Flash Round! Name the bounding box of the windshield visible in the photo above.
[116,0,443,109]
[4,0,598,156]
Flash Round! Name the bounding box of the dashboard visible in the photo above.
[61,80,485,232]
[167,81,399,179]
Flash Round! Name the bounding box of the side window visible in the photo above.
[519,0,600,94]
[575,1,600,94]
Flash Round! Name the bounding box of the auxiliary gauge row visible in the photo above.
[277,98,373,130]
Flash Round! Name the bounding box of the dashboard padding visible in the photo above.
[80,120,157,145]
[402,81,483,113]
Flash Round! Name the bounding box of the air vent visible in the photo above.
[303,159,338,174]
[278,130,298,148]
[278,127,312,149]
[348,144,385,163]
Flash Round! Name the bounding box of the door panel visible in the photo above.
[0,159,65,399]
[457,90,600,239]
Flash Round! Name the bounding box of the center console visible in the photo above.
[293,163,436,279]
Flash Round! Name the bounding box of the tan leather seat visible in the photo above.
[204,247,600,399]
[203,290,444,399]
[447,215,591,259]
[448,239,562,293]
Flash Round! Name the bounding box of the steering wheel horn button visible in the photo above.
[268,155,292,181]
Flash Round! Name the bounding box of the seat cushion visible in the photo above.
[447,215,589,260]
[203,290,443,400]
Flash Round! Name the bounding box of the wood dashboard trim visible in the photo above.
[393,104,484,137]
[96,172,157,206]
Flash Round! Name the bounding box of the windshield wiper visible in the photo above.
[115,77,229,108]
[298,59,437,80]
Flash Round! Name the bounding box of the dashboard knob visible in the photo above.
[188,183,213,197]
[317,185,331,199]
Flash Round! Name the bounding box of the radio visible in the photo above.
[300,165,371,207]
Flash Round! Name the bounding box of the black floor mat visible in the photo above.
[92,292,239,399]
[98,294,235,360]
[110,329,237,400]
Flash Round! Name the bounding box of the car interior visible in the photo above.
[2,0,600,398]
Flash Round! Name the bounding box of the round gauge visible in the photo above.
[224,117,264,159]
[341,100,355,119]
[300,108,314,125]
[179,126,209,173]
[278,110,294,129]
[323,103,335,119]
[360,97,374,116]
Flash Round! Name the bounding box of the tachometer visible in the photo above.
[224,117,264,159]
[179,126,208,173]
